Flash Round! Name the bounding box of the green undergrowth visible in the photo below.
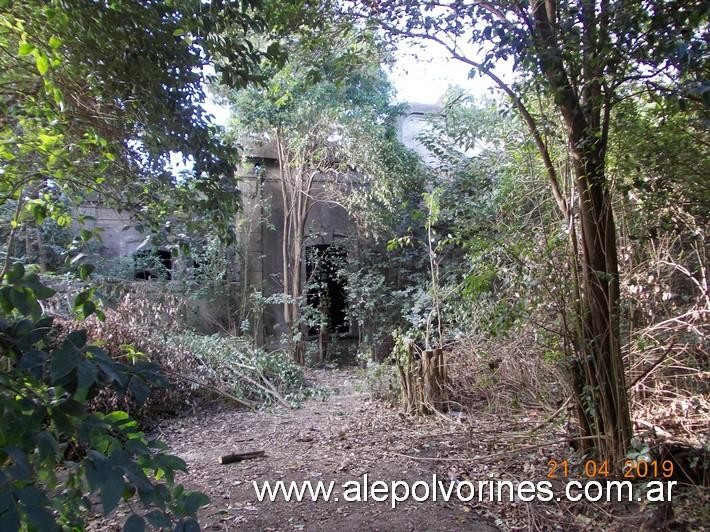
[60,290,330,421]
[166,332,328,406]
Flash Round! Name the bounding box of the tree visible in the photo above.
[0,265,210,530]
[227,29,404,363]
[0,0,280,528]
[0,0,282,264]
[357,0,708,465]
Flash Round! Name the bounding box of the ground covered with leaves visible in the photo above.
[86,368,706,531]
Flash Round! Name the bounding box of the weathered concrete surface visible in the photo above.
[83,104,443,342]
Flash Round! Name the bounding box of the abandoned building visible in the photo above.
[80,104,438,342]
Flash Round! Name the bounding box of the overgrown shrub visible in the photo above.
[355,352,401,404]
[445,327,569,413]
[60,291,316,421]
[0,264,207,530]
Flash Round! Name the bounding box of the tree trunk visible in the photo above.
[528,0,632,466]
[276,129,307,365]
[36,227,47,273]
[571,141,632,465]
[289,213,306,365]
[283,238,305,365]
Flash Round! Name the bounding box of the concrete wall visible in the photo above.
[76,203,145,258]
[396,103,441,167]
[84,104,440,342]
[236,158,356,341]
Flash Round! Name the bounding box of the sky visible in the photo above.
[202,41,503,128]
[386,43,497,105]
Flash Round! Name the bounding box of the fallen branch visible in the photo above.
[190,350,293,409]
[162,368,260,409]
[226,359,293,409]
[218,450,265,465]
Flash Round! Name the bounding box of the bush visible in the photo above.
[356,352,401,405]
[0,263,207,530]
[63,290,318,419]
[442,324,568,414]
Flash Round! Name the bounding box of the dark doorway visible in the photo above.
[133,249,172,280]
[306,244,347,334]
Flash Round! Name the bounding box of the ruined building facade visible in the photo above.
[83,105,437,342]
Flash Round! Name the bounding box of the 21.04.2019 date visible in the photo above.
[546,459,674,479]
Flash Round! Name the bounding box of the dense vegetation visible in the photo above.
[1,0,707,530]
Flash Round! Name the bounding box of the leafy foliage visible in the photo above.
[225,23,422,362]
[352,0,698,462]
[355,353,401,405]
[0,1,297,529]
[0,264,207,530]
[0,0,285,265]
[167,332,317,404]
[54,287,319,412]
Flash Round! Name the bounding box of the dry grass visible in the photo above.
[51,288,309,425]
[444,326,569,417]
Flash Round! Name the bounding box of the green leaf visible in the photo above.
[158,454,187,472]
[18,42,35,56]
[66,329,88,349]
[50,341,81,383]
[82,300,97,318]
[91,350,124,385]
[5,447,32,481]
[145,510,171,529]
[7,263,25,282]
[100,468,125,515]
[127,377,149,404]
[79,263,95,280]
[9,288,33,316]
[16,486,49,509]
[123,515,145,532]
[104,411,130,424]
[121,485,136,501]
[0,287,12,313]
[16,273,54,298]
[29,202,47,224]
[20,503,55,532]
[174,517,200,532]
[14,318,35,336]
[35,53,50,75]
[48,35,62,49]
[183,492,209,514]
[35,432,59,462]
[31,284,56,300]
[76,360,98,396]
[19,349,48,375]
[266,42,281,57]
[56,213,72,227]
[74,289,92,307]
[52,85,64,105]
[0,494,20,531]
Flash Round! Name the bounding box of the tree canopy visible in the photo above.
[0,1,284,529]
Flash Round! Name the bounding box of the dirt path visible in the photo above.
[157,369,497,531]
